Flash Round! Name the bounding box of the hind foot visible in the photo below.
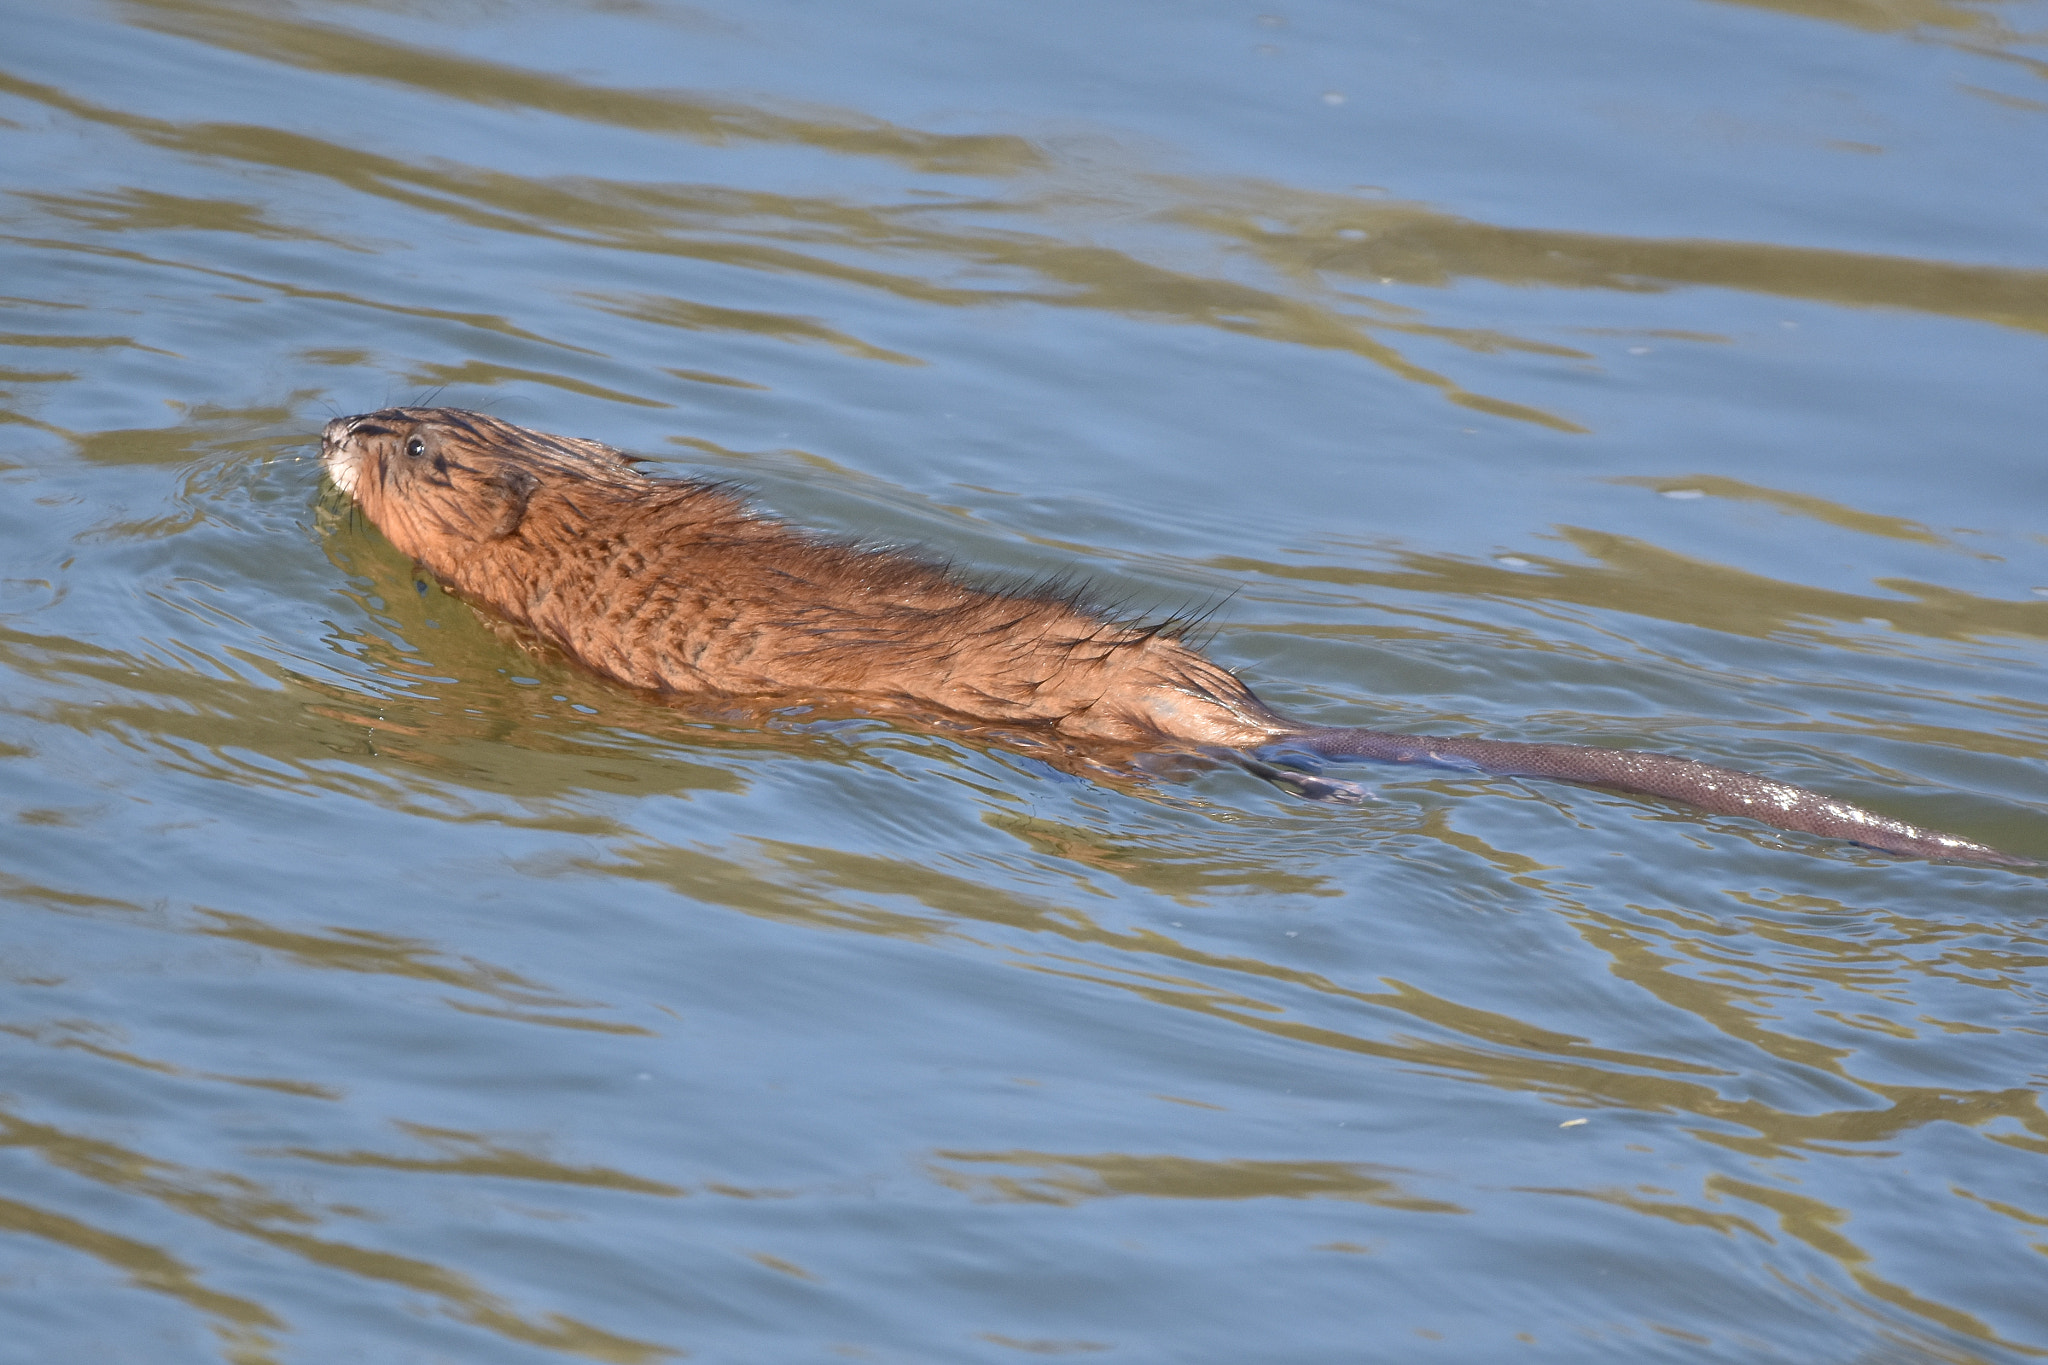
[1231,752,1374,804]
[1287,773,1373,803]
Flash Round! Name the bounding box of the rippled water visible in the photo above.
[4,1,2047,1361]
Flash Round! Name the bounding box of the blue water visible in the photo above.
[2,1,2046,1361]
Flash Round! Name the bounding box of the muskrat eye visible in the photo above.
[405,437,426,458]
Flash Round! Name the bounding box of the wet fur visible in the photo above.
[321,408,2032,867]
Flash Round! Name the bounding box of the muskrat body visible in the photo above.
[320,407,2030,867]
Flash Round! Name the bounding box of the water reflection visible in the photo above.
[118,0,1047,176]
[1187,193,2048,336]
[1213,535,2048,647]
[928,1150,1465,1211]
[266,1122,685,1196]
[0,1190,281,1362]
[6,1,2047,1360]
[1608,475,1950,547]
[987,812,1341,902]
[1711,0,2036,41]
[4,3,2040,438]
[0,1019,342,1099]
[1699,1174,2028,1357]
[0,1107,677,1363]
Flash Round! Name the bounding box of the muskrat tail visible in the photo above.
[1283,727,2035,867]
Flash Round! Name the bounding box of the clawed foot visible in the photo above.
[1232,750,1374,804]
[1285,772,1373,804]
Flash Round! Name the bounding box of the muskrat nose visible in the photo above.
[320,416,352,449]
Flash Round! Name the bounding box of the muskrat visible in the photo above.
[319,407,2031,867]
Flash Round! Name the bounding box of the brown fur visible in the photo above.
[320,407,2032,866]
[321,407,1282,748]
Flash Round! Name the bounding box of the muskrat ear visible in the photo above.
[484,467,538,540]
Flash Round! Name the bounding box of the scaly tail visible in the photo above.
[1279,727,2033,867]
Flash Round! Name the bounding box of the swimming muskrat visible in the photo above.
[319,407,2031,867]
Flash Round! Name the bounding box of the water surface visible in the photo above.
[3,1,2047,1361]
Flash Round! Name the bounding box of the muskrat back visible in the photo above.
[320,407,2033,867]
[321,408,1282,746]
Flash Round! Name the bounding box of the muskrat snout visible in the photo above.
[320,414,383,499]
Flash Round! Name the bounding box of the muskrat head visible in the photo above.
[320,407,643,565]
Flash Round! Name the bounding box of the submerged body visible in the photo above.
[320,407,2030,867]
